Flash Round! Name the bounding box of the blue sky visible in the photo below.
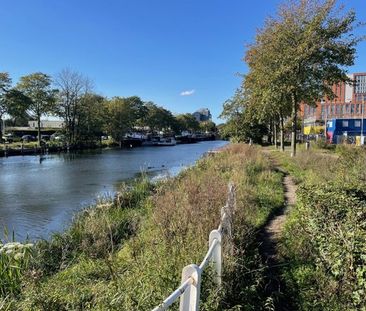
[1,0,365,123]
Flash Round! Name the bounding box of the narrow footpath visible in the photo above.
[259,151,297,310]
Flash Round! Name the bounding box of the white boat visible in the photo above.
[153,136,176,146]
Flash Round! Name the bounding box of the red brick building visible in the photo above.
[301,72,366,135]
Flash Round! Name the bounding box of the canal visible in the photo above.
[0,141,227,241]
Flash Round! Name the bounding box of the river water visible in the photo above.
[0,141,227,241]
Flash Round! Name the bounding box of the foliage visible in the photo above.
[0,73,12,118]
[283,183,366,310]
[75,93,106,145]
[220,114,267,144]
[199,120,217,133]
[16,73,57,146]
[231,0,361,155]
[142,102,177,133]
[220,89,268,143]
[0,242,34,297]
[0,72,12,134]
[175,113,200,133]
[104,96,145,144]
[274,147,366,310]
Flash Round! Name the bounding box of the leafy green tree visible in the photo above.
[4,89,32,127]
[0,72,12,135]
[244,0,360,156]
[16,73,57,146]
[175,113,200,133]
[143,102,176,133]
[199,120,217,133]
[75,93,106,145]
[104,96,145,146]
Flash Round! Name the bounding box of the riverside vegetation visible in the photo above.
[0,144,285,310]
[272,146,366,311]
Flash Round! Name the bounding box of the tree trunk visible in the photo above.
[291,93,297,157]
[274,121,278,149]
[280,115,285,152]
[37,117,41,147]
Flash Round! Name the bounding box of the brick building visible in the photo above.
[301,72,366,139]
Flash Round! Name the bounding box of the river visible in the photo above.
[0,141,228,241]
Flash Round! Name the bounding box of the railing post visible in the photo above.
[227,182,236,216]
[209,229,222,286]
[180,264,201,311]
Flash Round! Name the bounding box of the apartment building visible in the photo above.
[301,72,366,141]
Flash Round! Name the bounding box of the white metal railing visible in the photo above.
[152,183,236,311]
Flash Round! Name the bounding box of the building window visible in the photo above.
[336,105,340,115]
[342,120,349,127]
[355,120,361,127]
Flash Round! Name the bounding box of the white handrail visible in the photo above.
[152,278,193,311]
[151,183,236,311]
[199,238,218,270]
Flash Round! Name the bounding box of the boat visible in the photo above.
[152,136,176,146]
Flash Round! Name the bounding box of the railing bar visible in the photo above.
[152,277,193,311]
[217,223,223,233]
[199,238,218,270]
[151,183,236,311]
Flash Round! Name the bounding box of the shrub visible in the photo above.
[282,183,366,310]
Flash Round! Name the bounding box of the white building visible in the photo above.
[28,120,64,129]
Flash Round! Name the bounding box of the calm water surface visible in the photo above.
[0,141,227,241]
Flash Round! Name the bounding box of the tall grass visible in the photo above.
[0,242,33,296]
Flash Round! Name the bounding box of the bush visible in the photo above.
[282,183,366,310]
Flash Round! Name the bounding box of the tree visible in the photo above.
[143,102,176,133]
[75,93,106,145]
[16,73,57,146]
[199,120,217,133]
[104,96,145,146]
[0,72,12,135]
[220,89,247,141]
[54,69,93,145]
[175,113,200,133]
[5,89,32,126]
[244,0,360,156]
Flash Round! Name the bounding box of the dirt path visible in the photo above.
[259,152,297,310]
[261,174,296,263]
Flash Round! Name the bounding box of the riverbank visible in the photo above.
[0,141,228,241]
[0,136,223,158]
[1,144,285,310]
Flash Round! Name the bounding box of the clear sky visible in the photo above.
[1,0,365,123]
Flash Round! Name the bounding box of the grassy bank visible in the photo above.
[2,144,285,310]
[271,146,366,311]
